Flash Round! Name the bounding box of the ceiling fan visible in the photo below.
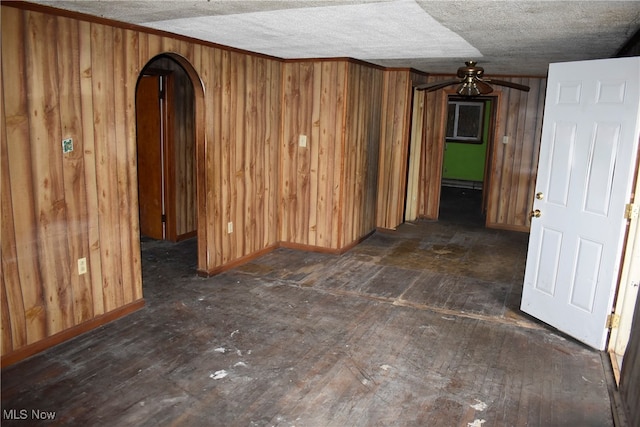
[416,61,530,96]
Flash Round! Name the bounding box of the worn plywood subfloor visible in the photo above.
[1,220,613,426]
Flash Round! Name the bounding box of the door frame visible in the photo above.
[434,89,501,223]
[136,69,175,241]
[137,53,208,273]
[609,147,640,382]
[405,88,425,222]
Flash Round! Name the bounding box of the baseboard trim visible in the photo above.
[1,299,145,369]
[280,231,375,255]
[199,232,376,276]
[198,245,278,277]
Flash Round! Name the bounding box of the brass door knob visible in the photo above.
[536,192,544,200]
[529,209,541,219]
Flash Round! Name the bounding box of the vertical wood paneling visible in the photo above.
[485,77,547,231]
[281,61,347,250]
[265,58,279,248]
[124,28,143,302]
[280,59,379,250]
[329,62,342,247]
[303,63,314,244]
[26,10,73,335]
[376,70,414,230]
[2,6,44,350]
[500,85,523,223]
[206,47,222,266]
[1,47,28,352]
[56,16,92,324]
[78,19,105,318]
[172,61,196,239]
[113,26,134,307]
[230,52,242,257]
[309,63,322,247]
[91,22,123,313]
[343,65,360,242]
[515,78,544,227]
[419,84,447,219]
[243,54,256,247]
[1,55,20,355]
[405,90,425,221]
[342,63,383,243]
[419,75,546,231]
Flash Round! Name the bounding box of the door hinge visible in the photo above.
[161,214,167,223]
[624,203,639,219]
[606,314,620,329]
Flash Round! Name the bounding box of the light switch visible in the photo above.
[299,134,307,148]
[78,258,87,275]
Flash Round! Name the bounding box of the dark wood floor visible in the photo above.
[1,189,614,426]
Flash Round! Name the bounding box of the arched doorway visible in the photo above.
[135,53,207,273]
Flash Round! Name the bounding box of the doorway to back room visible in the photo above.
[439,96,494,226]
[136,55,197,243]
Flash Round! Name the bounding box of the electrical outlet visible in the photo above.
[227,222,233,233]
[62,138,74,153]
[78,257,87,275]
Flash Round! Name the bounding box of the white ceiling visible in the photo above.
[28,0,640,77]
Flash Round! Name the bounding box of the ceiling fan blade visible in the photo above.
[415,79,460,92]
[476,80,494,94]
[485,79,530,92]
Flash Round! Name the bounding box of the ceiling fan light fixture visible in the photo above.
[415,61,529,94]
[456,81,481,97]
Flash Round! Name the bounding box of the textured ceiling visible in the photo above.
[27,0,640,77]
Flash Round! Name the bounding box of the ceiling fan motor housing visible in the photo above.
[457,61,484,79]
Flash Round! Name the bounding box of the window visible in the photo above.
[446,100,484,143]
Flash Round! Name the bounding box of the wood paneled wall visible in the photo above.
[191,47,281,270]
[280,60,383,250]
[341,62,384,244]
[1,3,281,362]
[376,70,428,230]
[1,6,144,359]
[487,78,546,230]
[171,65,197,239]
[280,61,346,249]
[419,83,448,219]
[418,75,546,231]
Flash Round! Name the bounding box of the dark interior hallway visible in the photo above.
[1,213,613,426]
[438,185,485,227]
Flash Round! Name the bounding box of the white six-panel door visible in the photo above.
[521,57,640,350]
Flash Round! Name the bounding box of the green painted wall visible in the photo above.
[442,99,491,182]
